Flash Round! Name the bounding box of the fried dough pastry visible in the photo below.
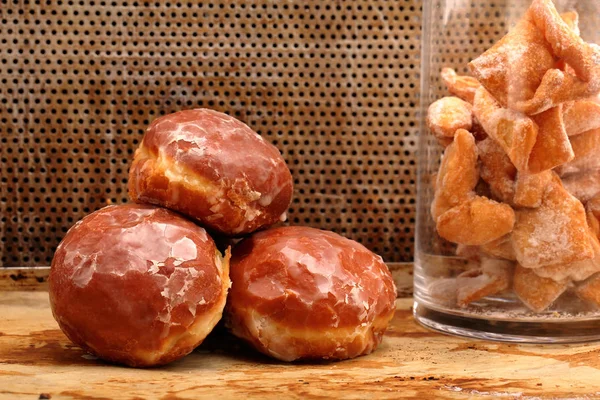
[473,87,538,172]
[477,138,517,203]
[431,129,479,220]
[588,194,600,224]
[563,100,600,137]
[554,10,580,84]
[436,196,515,246]
[455,244,482,262]
[456,259,513,307]
[471,0,600,116]
[513,264,569,312]
[456,235,516,262]
[512,53,600,116]
[528,105,574,173]
[557,128,600,176]
[534,234,600,283]
[427,97,473,146]
[562,170,600,203]
[535,260,600,284]
[588,212,600,239]
[586,196,600,240]
[576,273,600,308]
[481,234,517,261]
[430,2,600,315]
[428,278,459,306]
[440,68,481,104]
[513,170,552,208]
[530,0,593,82]
[512,174,593,268]
[474,178,494,199]
[559,11,580,36]
[469,11,555,112]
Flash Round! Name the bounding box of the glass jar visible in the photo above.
[414,0,600,342]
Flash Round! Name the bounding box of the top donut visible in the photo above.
[128,109,294,236]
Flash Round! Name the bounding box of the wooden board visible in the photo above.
[2,292,600,399]
[0,268,50,291]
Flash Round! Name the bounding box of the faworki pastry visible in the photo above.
[426,0,600,312]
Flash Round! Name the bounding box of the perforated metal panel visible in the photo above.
[0,0,421,267]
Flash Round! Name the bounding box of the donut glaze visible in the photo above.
[128,109,293,235]
[226,226,397,362]
[49,204,230,367]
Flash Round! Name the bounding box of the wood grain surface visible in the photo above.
[2,291,600,399]
[0,268,50,292]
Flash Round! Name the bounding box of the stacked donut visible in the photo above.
[426,0,600,312]
[49,109,397,367]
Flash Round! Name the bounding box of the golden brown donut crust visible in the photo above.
[226,226,397,362]
[49,204,230,367]
[129,109,293,236]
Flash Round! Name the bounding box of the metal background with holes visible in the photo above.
[0,0,421,267]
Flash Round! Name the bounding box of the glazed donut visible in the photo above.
[128,109,293,236]
[49,204,230,367]
[226,226,397,362]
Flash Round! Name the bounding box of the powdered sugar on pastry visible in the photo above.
[512,174,593,268]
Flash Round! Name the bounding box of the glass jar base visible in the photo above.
[413,301,600,344]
